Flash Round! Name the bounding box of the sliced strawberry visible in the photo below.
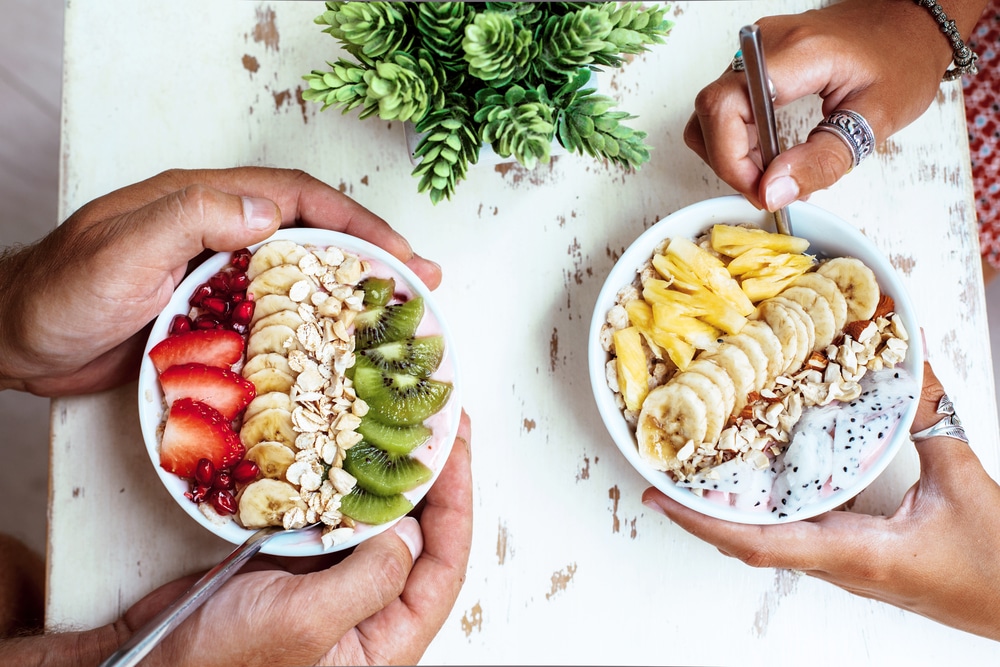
[149,329,244,375]
[160,363,256,420]
[160,398,245,479]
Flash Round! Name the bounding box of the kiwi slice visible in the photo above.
[358,335,445,377]
[343,442,432,495]
[352,356,453,426]
[340,486,414,525]
[354,297,424,349]
[359,276,395,308]
[356,416,433,456]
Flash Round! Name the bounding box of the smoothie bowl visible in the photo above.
[138,228,460,556]
[589,196,922,524]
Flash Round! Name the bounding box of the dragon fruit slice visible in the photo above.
[677,455,761,494]
[768,426,834,518]
[831,366,918,489]
[732,458,781,511]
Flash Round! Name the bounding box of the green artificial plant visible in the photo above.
[303,1,673,204]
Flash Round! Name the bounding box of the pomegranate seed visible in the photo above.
[209,271,231,293]
[193,313,220,330]
[231,459,259,483]
[208,488,237,515]
[230,292,245,304]
[194,458,215,486]
[202,297,230,317]
[187,483,211,504]
[231,300,255,325]
[212,470,234,490]
[168,314,193,335]
[229,272,250,291]
[232,248,252,272]
[190,283,213,306]
[229,322,248,335]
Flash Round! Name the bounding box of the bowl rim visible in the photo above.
[138,227,462,556]
[588,195,923,524]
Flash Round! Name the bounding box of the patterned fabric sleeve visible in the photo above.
[964,0,1000,268]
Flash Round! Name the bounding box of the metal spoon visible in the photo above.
[739,24,793,235]
[98,522,320,667]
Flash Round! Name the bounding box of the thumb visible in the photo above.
[113,184,281,273]
[910,360,982,492]
[304,517,422,638]
[759,125,857,212]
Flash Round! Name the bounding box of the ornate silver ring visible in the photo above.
[911,394,969,444]
[731,49,745,72]
[808,109,875,168]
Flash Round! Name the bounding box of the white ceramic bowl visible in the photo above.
[138,228,461,556]
[588,195,923,524]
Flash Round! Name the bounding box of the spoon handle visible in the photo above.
[98,525,282,667]
[740,24,793,235]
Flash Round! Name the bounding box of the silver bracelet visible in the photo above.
[912,0,980,80]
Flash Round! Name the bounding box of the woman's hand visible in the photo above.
[643,362,1000,642]
[684,0,986,211]
[0,167,441,397]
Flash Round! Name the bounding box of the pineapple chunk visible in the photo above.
[710,224,811,257]
[647,330,696,371]
[652,302,720,349]
[726,248,815,302]
[613,327,651,411]
[651,253,702,293]
[643,280,747,335]
[664,237,755,316]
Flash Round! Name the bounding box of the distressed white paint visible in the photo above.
[49,1,999,663]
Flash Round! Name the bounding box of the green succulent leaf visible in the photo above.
[533,6,615,77]
[416,2,475,68]
[462,12,536,86]
[412,93,481,205]
[315,1,413,59]
[301,59,373,115]
[474,85,555,170]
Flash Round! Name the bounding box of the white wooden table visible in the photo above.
[50,1,1000,663]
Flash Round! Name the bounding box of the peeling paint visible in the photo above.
[888,252,917,277]
[497,520,511,565]
[242,54,259,74]
[273,88,291,111]
[523,418,536,433]
[549,328,559,372]
[577,455,591,481]
[609,485,621,533]
[361,175,369,186]
[545,563,577,600]
[460,602,483,637]
[493,158,558,188]
[752,569,800,637]
[253,6,280,52]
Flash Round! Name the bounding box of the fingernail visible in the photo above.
[642,497,668,518]
[764,175,799,211]
[242,196,278,231]
[394,516,423,561]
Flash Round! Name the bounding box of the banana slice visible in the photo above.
[672,370,727,445]
[245,367,296,395]
[739,320,785,383]
[246,324,300,359]
[755,300,801,374]
[250,309,305,336]
[249,295,299,324]
[243,391,293,423]
[241,352,294,379]
[816,257,879,322]
[721,333,769,393]
[637,382,709,470]
[239,407,297,449]
[792,272,849,332]
[247,240,309,280]
[686,358,737,417]
[770,296,816,355]
[237,478,307,529]
[777,286,837,351]
[701,343,756,416]
[244,441,296,480]
[247,265,311,301]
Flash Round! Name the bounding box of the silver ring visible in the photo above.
[808,109,875,168]
[911,394,969,443]
[731,49,744,72]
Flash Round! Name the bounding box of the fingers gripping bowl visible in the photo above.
[138,228,461,556]
[589,196,923,524]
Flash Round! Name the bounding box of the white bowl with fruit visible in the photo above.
[589,195,922,524]
[138,228,460,556]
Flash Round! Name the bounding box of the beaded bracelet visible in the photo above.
[912,0,980,80]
